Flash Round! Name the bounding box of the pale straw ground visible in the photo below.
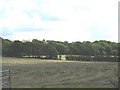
[2,57,118,88]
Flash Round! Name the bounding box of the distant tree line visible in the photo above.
[1,37,119,59]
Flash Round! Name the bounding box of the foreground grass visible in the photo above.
[2,57,118,88]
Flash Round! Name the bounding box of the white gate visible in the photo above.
[0,70,11,90]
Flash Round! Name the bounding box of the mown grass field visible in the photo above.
[2,57,118,88]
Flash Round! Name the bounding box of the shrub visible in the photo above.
[92,56,118,62]
[65,55,92,61]
[65,55,118,62]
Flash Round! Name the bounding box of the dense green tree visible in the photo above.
[32,39,46,57]
[82,41,94,55]
[44,43,58,59]
[55,43,68,55]
[8,40,23,57]
[1,37,118,59]
[92,43,100,56]
[2,39,12,56]
[22,41,32,56]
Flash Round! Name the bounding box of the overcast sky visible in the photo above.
[0,0,118,42]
